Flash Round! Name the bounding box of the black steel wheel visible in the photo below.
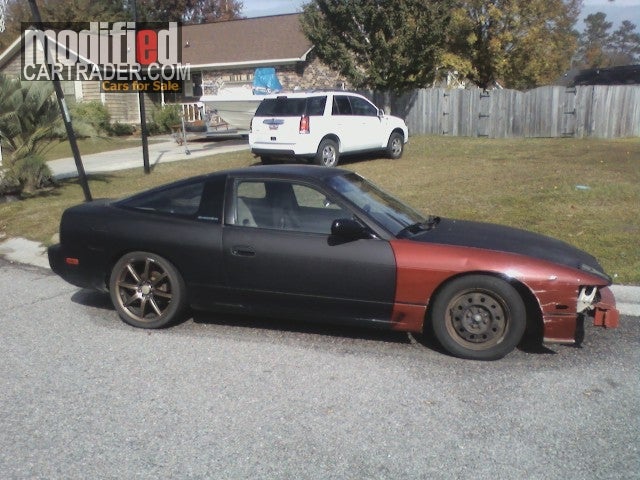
[314,139,339,167]
[109,251,186,329]
[430,275,526,360]
[386,132,404,159]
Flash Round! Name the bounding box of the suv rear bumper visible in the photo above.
[251,147,296,157]
[251,147,315,160]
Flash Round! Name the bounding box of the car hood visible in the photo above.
[409,218,610,281]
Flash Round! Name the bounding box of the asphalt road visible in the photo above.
[1,260,638,479]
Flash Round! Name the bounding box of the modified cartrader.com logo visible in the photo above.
[21,21,190,93]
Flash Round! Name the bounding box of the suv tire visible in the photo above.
[314,139,339,167]
[386,132,404,159]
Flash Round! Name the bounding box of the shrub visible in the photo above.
[109,122,136,136]
[152,104,181,133]
[145,121,161,136]
[10,154,53,194]
[70,101,111,135]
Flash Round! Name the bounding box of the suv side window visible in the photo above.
[332,96,353,115]
[350,96,378,116]
[306,96,327,116]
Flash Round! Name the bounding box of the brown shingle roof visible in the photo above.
[181,13,313,68]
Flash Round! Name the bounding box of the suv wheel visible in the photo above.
[386,132,404,159]
[315,139,339,167]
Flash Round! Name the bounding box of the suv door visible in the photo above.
[332,95,384,152]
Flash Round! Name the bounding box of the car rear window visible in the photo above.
[255,96,327,117]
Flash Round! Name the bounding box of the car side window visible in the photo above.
[232,180,350,234]
[350,96,378,116]
[332,96,353,115]
[119,180,205,218]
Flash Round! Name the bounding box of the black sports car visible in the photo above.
[48,165,619,360]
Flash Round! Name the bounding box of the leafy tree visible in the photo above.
[300,0,454,97]
[0,0,243,51]
[0,0,125,52]
[447,0,581,89]
[112,0,243,24]
[183,0,244,23]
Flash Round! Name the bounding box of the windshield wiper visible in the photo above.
[397,215,440,237]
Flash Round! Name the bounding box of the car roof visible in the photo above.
[221,164,349,181]
[260,90,367,100]
[116,165,351,205]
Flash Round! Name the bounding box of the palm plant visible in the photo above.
[0,74,61,194]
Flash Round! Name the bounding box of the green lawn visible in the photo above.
[2,135,639,283]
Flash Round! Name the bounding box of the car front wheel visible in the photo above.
[314,139,339,167]
[429,275,526,360]
[386,132,404,159]
[109,251,187,329]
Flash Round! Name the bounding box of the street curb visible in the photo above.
[0,236,637,317]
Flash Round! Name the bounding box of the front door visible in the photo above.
[221,178,397,323]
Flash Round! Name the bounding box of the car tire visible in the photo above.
[109,251,187,329]
[429,275,526,360]
[260,156,274,165]
[314,139,339,167]
[386,132,404,159]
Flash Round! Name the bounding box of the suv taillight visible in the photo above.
[299,115,310,134]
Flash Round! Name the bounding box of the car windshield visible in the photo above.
[328,173,427,236]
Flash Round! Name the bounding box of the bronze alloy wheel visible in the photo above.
[109,252,186,329]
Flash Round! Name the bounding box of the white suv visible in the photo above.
[248,91,408,167]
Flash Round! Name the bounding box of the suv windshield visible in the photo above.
[328,173,426,235]
[255,96,327,117]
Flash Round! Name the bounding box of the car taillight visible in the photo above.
[299,115,310,134]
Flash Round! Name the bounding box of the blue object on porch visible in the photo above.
[252,68,283,94]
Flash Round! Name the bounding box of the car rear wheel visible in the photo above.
[386,132,404,159]
[109,251,187,329]
[314,139,339,167]
[430,275,526,360]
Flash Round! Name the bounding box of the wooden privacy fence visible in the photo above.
[376,85,640,138]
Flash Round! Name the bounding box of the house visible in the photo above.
[557,64,640,87]
[0,14,348,124]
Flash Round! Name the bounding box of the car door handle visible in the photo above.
[231,245,255,257]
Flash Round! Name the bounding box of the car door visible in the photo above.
[221,177,397,323]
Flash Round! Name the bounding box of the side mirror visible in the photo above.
[378,108,385,117]
[331,218,369,240]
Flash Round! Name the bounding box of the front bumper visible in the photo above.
[542,286,619,344]
[591,286,620,328]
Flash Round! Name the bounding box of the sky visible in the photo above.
[240,0,640,29]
